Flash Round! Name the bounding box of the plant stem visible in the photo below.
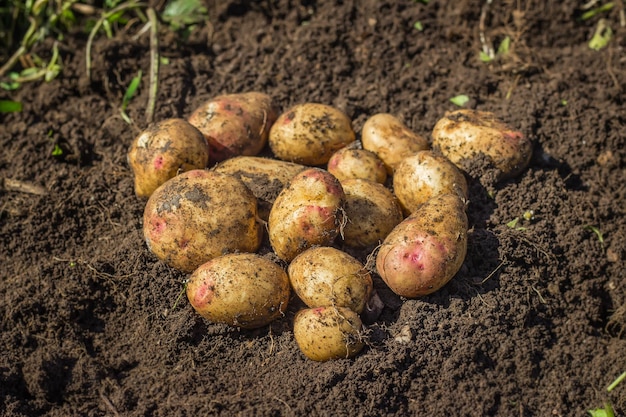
[146,7,159,124]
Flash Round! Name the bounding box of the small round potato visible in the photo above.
[186,254,290,329]
[269,103,356,166]
[361,113,429,174]
[288,247,373,314]
[327,146,387,184]
[128,118,209,198]
[143,170,262,272]
[293,307,364,361]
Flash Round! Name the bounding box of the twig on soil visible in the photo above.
[479,0,494,60]
[99,391,120,417]
[146,7,159,124]
[1,177,47,195]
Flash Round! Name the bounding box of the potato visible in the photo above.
[288,247,373,314]
[361,113,429,174]
[393,150,468,215]
[327,146,387,184]
[143,170,262,272]
[186,253,290,329]
[293,307,364,361]
[269,103,355,166]
[268,168,345,262]
[188,92,278,163]
[376,193,468,298]
[431,109,532,181]
[341,179,403,248]
[213,156,306,221]
[127,118,209,198]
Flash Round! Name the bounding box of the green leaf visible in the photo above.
[450,95,470,107]
[497,36,511,55]
[122,70,142,111]
[163,0,209,30]
[479,51,493,62]
[413,21,423,31]
[51,144,63,156]
[589,19,612,51]
[585,225,604,244]
[589,403,614,417]
[506,218,520,228]
[581,2,614,20]
[0,100,23,113]
[0,81,21,90]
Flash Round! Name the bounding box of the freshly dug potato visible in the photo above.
[269,103,355,166]
[288,247,373,314]
[188,92,278,163]
[393,150,468,215]
[128,118,209,198]
[361,113,429,174]
[186,253,290,329]
[143,170,262,272]
[376,193,468,298]
[327,146,387,184]
[341,179,403,248]
[213,156,306,221]
[293,307,364,361]
[431,109,532,181]
[268,168,346,262]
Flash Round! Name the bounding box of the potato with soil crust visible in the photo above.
[393,150,468,215]
[341,178,403,248]
[431,109,532,181]
[293,306,364,361]
[268,168,346,262]
[188,92,278,163]
[128,118,209,198]
[327,146,387,184]
[186,253,290,329]
[269,103,355,166]
[361,113,429,174]
[288,247,373,314]
[143,170,262,272]
[376,193,468,298]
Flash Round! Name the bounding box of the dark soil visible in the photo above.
[1,1,625,416]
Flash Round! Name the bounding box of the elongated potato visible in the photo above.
[393,150,468,215]
[288,247,373,313]
[186,254,290,329]
[327,146,387,184]
[269,103,355,165]
[293,307,364,361]
[361,113,429,174]
[143,170,262,272]
[376,193,468,298]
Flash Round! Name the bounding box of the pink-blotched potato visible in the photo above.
[361,113,429,174]
[127,118,209,198]
[431,109,532,181]
[293,307,364,361]
[376,193,468,298]
[269,103,356,166]
[186,253,290,329]
[393,150,468,215]
[143,170,262,272]
[327,146,387,184]
[341,179,403,248]
[188,92,278,163]
[268,168,345,262]
[288,247,373,314]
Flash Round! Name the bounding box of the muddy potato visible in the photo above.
[269,103,356,166]
[268,168,345,262]
[288,247,373,313]
[361,113,429,174]
[188,92,278,163]
[293,307,364,361]
[186,253,290,329]
[143,170,262,272]
[128,118,209,198]
[431,109,532,181]
[341,179,403,248]
[327,146,387,184]
[376,193,468,298]
[393,150,468,215]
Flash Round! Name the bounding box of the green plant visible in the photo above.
[0,100,22,113]
[589,371,625,417]
[449,95,470,107]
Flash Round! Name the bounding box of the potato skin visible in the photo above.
[361,113,429,174]
[128,118,209,198]
[293,307,364,361]
[288,247,373,313]
[268,168,345,262]
[269,103,356,166]
[376,193,468,298]
[186,254,290,329]
[431,109,532,181]
[327,147,387,184]
[393,150,468,215]
[188,92,278,163]
[143,170,262,272]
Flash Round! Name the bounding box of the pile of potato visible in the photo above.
[128,92,532,361]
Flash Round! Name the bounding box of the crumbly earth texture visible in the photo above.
[1,1,625,416]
